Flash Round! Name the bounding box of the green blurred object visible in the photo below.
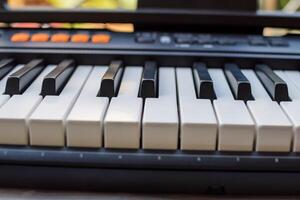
[279,0,290,9]
[47,0,137,9]
[47,0,84,8]
[81,0,118,9]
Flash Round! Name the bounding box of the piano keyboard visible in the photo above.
[0,58,299,153]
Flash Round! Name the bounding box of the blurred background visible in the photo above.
[4,0,300,35]
[5,0,300,11]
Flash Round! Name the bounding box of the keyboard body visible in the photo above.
[1,28,300,194]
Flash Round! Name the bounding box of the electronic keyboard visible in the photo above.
[1,0,300,195]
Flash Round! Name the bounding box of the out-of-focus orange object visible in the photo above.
[51,33,70,42]
[106,23,134,32]
[49,23,72,29]
[91,34,111,43]
[11,23,41,28]
[8,0,49,8]
[71,34,90,43]
[11,32,30,42]
[31,33,50,42]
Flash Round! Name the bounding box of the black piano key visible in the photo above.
[255,64,290,102]
[193,62,216,100]
[5,59,45,95]
[41,59,76,96]
[0,59,15,80]
[224,63,253,101]
[97,60,123,97]
[139,61,158,98]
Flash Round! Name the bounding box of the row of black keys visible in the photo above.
[99,60,290,102]
[0,59,76,96]
[0,58,158,98]
[0,58,290,102]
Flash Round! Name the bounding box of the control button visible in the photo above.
[71,34,90,43]
[268,38,289,47]
[197,35,212,45]
[248,37,268,46]
[135,32,157,44]
[159,35,172,44]
[174,33,194,44]
[217,38,237,46]
[91,34,111,43]
[11,32,30,42]
[31,33,50,42]
[51,33,70,43]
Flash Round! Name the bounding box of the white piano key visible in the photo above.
[241,69,270,100]
[0,65,55,145]
[276,70,300,152]
[117,67,142,98]
[283,70,300,91]
[214,100,255,151]
[176,67,217,151]
[29,66,92,147]
[66,66,109,148]
[243,69,293,152]
[142,67,179,150]
[209,69,255,152]
[208,68,234,100]
[276,71,300,100]
[104,67,143,149]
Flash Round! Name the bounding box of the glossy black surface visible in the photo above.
[193,62,216,100]
[139,61,158,98]
[98,60,123,98]
[224,63,253,101]
[255,64,290,102]
[0,58,14,80]
[41,59,76,96]
[4,59,44,95]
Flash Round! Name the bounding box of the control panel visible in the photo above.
[0,29,299,56]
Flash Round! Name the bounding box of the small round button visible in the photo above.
[160,35,172,44]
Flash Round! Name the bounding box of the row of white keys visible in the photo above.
[66,66,109,148]
[104,67,143,149]
[242,70,292,152]
[209,69,255,151]
[142,67,178,150]
[176,68,217,150]
[275,70,300,152]
[0,65,55,145]
[29,66,92,147]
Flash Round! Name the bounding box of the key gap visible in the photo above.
[139,63,152,150]
[113,63,124,98]
[174,67,181,150]
[244,102,256,152]
[191,63,201,99]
